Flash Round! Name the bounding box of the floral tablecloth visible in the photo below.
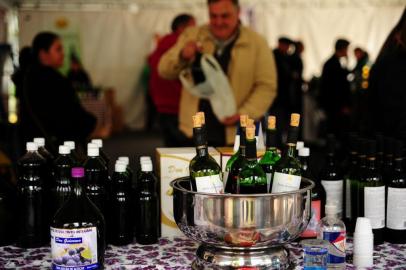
[0,237,405,269]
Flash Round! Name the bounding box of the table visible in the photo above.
[1,237,405,269]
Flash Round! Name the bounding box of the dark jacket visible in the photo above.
[20,63,96,150]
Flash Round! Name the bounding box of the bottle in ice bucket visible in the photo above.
[237,124,267,193]
[51,145,74,218]
[51,167,105,270]
[270,113,302,193]
[136,161,159,245]
[16,142,47,248]
[189,113,223,193]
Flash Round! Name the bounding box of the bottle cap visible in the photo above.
[140,156,152,164]
[246,125,255,140]
[64,141,75,150]
[33,137,45,147]
[268,116,276,129]
[192,115,202,128]
[299,147,310,157]
[296,141,304,150]
[290,113,300,127]
[141,162,153,172]
[115,163,127,173]
[118,156,129,165]
[26,142,38,151]
[72,167,85,178]
[91,139,103,148]
[325,201,338,215]
[197,111,205,125]
[87,143,99,157]
[59,145,71,155]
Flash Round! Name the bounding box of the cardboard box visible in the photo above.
[156,147,221,237]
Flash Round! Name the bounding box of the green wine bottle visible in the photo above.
[259,115,281,191]
[271,113,302,193]
[189,114,223,193]
[224,115,248,193]
[238,125,267,194]
[343,135,358,234]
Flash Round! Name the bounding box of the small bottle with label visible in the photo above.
[51,167,105,270]
[317,202,346,269]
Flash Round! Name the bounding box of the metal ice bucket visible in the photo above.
[170,177,314,269]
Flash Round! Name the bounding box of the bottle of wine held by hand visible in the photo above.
[259,116,281,191]
[237,124,267,194]
[51,167,105,270]
[320,135,344,219]
[386,140,406,244]
[271,113,302,193]
[189,114,223,193]
[224,115,248,193]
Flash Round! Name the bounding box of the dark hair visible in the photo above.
[278,37,292,44]
[207,0,239,7]
[32,32,60,61]
[335,39,350,51]
[171,14,194,32]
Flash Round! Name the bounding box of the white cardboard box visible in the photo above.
[156,147,221,237]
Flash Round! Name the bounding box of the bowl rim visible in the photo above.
[170,176,315,197]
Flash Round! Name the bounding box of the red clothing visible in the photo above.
[148,32,182,115]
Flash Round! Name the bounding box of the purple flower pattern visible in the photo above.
[0,237,404,269]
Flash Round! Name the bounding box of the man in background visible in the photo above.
[148,14,195,146]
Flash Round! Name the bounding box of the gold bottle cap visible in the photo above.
[246,125,256,140]
[193,115,202,128]
[268,116,276,129]
[290,113,300,127]
[247,118,254,127]
[240,115,248,127]
[197,111,205,125]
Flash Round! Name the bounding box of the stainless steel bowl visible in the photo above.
[170,177,314,269]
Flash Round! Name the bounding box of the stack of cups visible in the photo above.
[353,217,374,268]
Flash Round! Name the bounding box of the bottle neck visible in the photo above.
[366,156,376,170]
[285,143,297,158]
[245,138,257,161]
[299,156,309,171]
[72,178,85,197]
[350,152,358,166]
[358,155,366,168]
[139,173,156,191]
[266,128,277,150]
[194,127,208,157]
[394,157,403,172]
[239,127,247,157]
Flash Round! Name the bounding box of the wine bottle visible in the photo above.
[51,167,105,269]
[299,147,326,238]
[386,140,406,244]
[16,142,47,248]
[110,163,133,245]
[189,114,223,193]
[343,135,358,233]
[136,162,159,245]
[382,137,395,185]
[237,125,267,194]
[375,134,384,171]
[259,116,281,191]
[320,135,344,219]
[224,115,248,193]
[271,113,302,193]
[360,140,385,245]
[51,145,74,218]
[353,138,367,224]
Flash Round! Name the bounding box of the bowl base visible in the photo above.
[192,244,293,269]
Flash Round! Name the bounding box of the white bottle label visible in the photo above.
[266,173,272,192]
[271,172,301,193]
[321,180,343,217]
[364,186,385,229]
[51,227,98,270]
[387,187,406,230]
[195,174,223,193]
[345,179,351,218]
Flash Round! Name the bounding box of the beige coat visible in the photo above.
[158,25,277,145]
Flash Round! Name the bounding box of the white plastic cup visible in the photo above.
[353,217,374,268]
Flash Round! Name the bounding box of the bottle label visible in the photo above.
[323,231,346,264]
[345,179,351,218]
[271,172,301,193]
[364,186,385,229]
[195,174,223,193]
[51,227,98,270]
[321,180,343,217]
[301,199,321,238]
[387,187,406,230]
[266,173,272,192]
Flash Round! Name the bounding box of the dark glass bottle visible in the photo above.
[189,115,222,193]
[51,167,105,269]
[238,125,267,194]
[359,140,385,245]
[225,115,248,193]
[92,139,110,168]
[64,141,81,166]
[136,162,159,245]
[51,145,74,218]
[299,147,326,238]
[16,142,47,248]
[34,137,55,162]
[386,140,406,244]
[353,138,368,224]
[343,136,358,233]
[259,116,281,191]
[382,137,395,185]
[375,134,384,171]
[271,113,302,193]
[320,135,344,219]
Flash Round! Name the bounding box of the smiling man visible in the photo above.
[158,0,277,146]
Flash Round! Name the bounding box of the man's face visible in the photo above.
[40,39,64,69]
[208,0,240,41]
